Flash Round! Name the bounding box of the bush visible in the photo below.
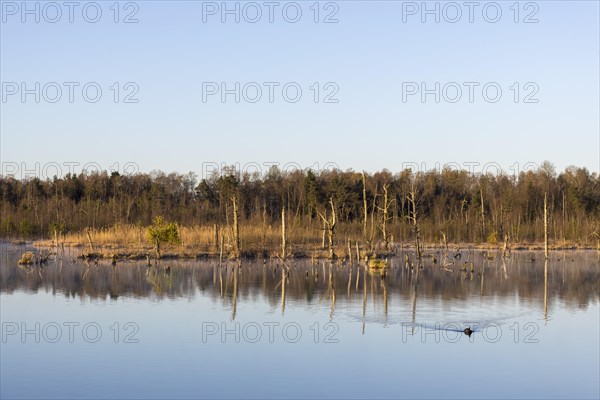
[146,216,181,246]
[49,221,66,237]
[487,231,498,245]
[18,220,35,237]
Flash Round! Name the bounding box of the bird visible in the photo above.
[453,248,462,260]
[463,327,473,337]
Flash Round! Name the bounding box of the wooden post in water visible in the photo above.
[281,207,287,260]
[544,193,549,260]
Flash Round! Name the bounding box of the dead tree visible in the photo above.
[407,183,422,259]
[366,186,379,253]
[480,188,486,242]
[544,192,548,259]
[231,195,240,258]
[214,224,219,254]
[85,228,95,252]
[281,206,287,260]
[502,234,510,258]
[377,183,395,251]
[317,197,337,260]
[362,171,368,240]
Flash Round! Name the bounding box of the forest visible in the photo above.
[1,162,599,257]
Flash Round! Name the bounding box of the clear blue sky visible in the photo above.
[1,1,599,179]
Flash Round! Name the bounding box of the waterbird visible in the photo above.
[463,327,473,337]
[453,248,462,260]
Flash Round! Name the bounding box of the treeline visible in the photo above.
[1,162,598,246]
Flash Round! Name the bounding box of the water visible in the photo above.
[1,243,599,399]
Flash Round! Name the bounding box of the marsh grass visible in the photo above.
[33,221,594,260]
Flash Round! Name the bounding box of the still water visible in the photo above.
[1,242,599,399]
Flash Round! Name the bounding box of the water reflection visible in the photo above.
[1,244,599,322]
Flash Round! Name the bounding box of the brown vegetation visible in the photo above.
[1,162,598,258]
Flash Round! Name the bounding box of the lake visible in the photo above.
[1,242,599,399]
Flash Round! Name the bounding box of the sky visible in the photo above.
[1,0,599,180]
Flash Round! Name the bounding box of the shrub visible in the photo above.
[487,231,498,245]
[146,216,181,246]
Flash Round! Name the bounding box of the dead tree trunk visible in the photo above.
[544,192,548,260]
[321,219,327,249]
[347,238,352,263]
[85,228,95,252]
[407,185,422,259]
[214,224,219,254]
[440,231,448,252]
[362,171,368,240]
[281,207,287,260]
[317,197,337,260]
[219,235,224,266]
[378,183,394,251]
[480,188,486,242]
[232,195,240,258]
[502,234,510,258]
[367,188,378,253]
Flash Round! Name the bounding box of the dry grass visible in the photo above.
[33,223,599,260]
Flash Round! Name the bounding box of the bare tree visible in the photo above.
[232,195,240,258]
[407,182,422,259]
[362,171,368,240]
[281,206,287,260]
[544,192,548,259]
[317,197,337,260]
[377,183,395,251]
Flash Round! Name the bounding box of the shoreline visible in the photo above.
[3,238,597,261]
